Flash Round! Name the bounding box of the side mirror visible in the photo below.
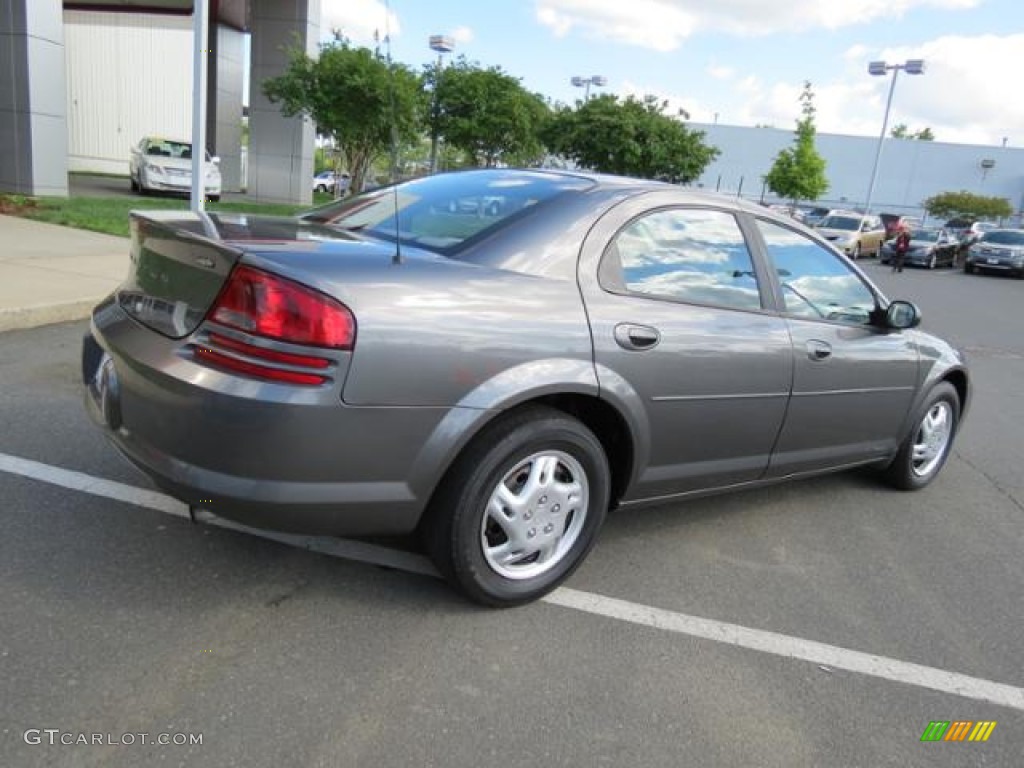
[886,300,921,329]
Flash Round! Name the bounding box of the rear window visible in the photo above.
[301,171,594,253]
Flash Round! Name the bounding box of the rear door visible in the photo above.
[578,194,793,500]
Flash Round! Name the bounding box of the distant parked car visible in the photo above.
[798,205,835,227]
[964,229,1024,277]
[129,137,221,201]
[313,170,351,195]
[944,218,985,248]
[815,213,886,259]
[879,228,959,269]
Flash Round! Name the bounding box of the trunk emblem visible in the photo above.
[195,256,215,269]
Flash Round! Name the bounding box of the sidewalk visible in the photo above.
[0,214,129,333]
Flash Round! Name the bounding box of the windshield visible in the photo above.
[982,230,1024,245]
[143,138,210,162]
[909,228,940,242]
[301,170,594,253]
[818,215,860,231]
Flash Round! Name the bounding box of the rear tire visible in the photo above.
[883,382,959,491]
[964,263,974,274]
[422,406,609,607]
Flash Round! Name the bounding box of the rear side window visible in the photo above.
[602,208,763,311]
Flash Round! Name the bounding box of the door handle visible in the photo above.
[614,324,661,351]
[806,339,832,361]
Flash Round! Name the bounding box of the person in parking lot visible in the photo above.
[893,224,911,273]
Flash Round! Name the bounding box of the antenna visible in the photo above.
[384,0,402,265]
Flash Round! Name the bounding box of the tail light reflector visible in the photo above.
[194,347,328,386]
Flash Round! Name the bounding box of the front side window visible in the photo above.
[757,219,877,325]
[604,208,762,311]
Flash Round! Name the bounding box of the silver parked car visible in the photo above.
[964,228,1024,277]
[83,169,970,606]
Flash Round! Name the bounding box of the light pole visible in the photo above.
[428,35,455,174]
[863,58,925,215]
[571,75,607,102]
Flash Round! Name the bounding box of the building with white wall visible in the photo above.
[2,0,316,203]
[691,122,1024,220]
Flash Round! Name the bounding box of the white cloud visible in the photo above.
[536,0,697,52]
[450,25,475,44]
[843,44,869,61]
[535,0,980,49]
[321,0,400,45]
[728,33,1024,146]
[614,31,1024,147]
[707,65,735,80]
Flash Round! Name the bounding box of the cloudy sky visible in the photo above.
[320,0,1022,148]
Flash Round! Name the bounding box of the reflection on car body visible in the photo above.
[82,169,971,606]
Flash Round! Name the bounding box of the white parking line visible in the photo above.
[2,450,1023,713]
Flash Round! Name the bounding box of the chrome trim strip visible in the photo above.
[793,386,915,397]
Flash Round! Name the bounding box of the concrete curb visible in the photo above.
[0,299,98,333]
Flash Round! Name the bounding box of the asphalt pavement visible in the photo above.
[0,261,1022,767]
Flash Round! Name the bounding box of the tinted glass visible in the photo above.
[982,230,1024,245]
[909,228,940,241]
[608,208,762,311]
[757,220,876,324]
[301,170,593,253]
[819,215,860,230]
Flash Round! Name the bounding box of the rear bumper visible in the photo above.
[82,303,455,537]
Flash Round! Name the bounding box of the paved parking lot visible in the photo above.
[1,261,1021,767]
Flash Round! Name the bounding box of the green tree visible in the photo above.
[430,59,550,167]
[262,37,422,194]
[891,123,935,141]
[764,82,829,206]
[923,190,1012,220]
[543,94,719,183]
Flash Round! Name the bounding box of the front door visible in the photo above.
[751,218,920,477]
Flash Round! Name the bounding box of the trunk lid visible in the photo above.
[119,211,393,339]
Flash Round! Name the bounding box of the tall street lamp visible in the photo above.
[571,75,607,102]
[428,34,455,174]
[863,58,925,215]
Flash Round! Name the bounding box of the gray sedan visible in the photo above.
[82,170,970,606]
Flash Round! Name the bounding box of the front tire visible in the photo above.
[423,406,609,607]
[883,382,960,490]
[851,243,862,260]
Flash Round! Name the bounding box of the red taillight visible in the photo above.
[209,265,355,349]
